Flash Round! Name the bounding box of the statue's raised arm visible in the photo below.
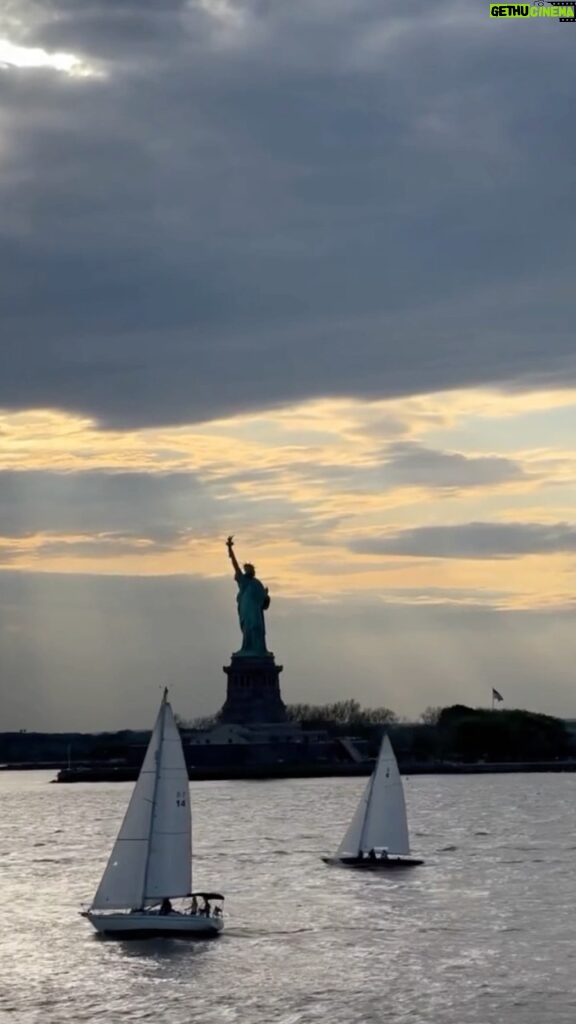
[225,536,271,658]
[226,535,241,576]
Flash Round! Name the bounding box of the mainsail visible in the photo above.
[91,691,192,911]
[336,734,410,857]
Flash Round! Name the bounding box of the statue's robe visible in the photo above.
[235,571,270,655]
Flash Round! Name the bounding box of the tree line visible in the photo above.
[1,701,573,766]
[178,700,575,764]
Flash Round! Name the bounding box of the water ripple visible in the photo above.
[2,771,576,1023]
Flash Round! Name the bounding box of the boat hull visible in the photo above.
[83,911,224,938]
[322,855,423,869]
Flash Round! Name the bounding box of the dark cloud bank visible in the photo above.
[0,0,575,427]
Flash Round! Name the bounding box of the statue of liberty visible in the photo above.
[226,536,271,657]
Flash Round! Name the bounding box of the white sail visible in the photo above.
[142,700,191,904]
[361,734,410,854]
[91,692,191,911]
[336,778,372,857]
[336,734,410,857]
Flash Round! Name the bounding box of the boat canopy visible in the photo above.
[189,892,225,900]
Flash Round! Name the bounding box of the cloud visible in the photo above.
[0,470,216,540]
[350,522,576,560]
[0,37,98,74]
[381,442,526,490]
[272,441,528,504]
[34,535,173,559]
[0,1,574,427]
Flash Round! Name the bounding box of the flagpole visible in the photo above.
[491,688,504,710]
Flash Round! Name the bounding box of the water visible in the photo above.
[1,771,576,1023]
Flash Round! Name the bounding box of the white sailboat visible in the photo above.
[323,734,423,869]
[82,689,224,936]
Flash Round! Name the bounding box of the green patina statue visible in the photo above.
[226,536,271,657]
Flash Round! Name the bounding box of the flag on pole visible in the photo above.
[492,688,504,702]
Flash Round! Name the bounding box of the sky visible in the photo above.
[1,0,576,731]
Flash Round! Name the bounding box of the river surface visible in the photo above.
[1,770,575,1023]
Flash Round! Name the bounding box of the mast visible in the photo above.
[140,687,168,907]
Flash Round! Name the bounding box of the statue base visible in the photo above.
[219,655,287,724]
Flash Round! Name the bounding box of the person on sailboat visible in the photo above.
[368,848,377,862]
[160,898,173,915]
[191,895,198,915]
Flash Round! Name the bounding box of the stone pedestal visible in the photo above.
[219,654,287,724]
